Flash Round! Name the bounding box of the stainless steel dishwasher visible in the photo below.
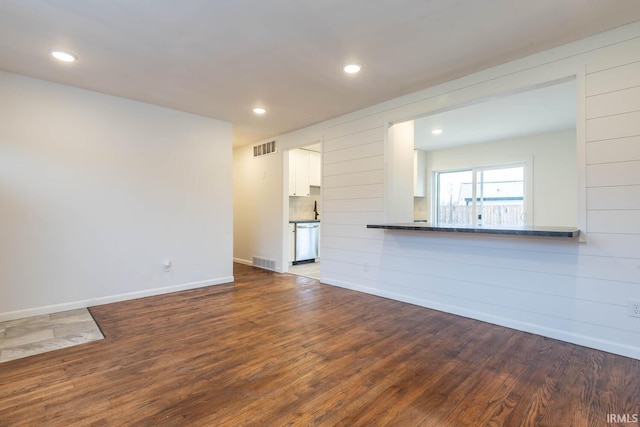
[294,222,319,264]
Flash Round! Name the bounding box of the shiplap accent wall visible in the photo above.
[318,24,640,359]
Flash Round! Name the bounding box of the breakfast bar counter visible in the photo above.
[366,223,580,238]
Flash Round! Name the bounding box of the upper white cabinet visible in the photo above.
[414,149,427,197]
[289,148,322,196]
[309,151,321,187]
[289,149,310,196]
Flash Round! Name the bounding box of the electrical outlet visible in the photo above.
[363,262,369,272]
[163,260,172,272]
[629,300,640,318]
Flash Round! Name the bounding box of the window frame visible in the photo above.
[432,160,532,226]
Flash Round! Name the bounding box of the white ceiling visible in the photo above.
[414,80,577,151]
[0,1,639,147]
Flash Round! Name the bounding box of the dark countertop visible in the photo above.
[289,220,321,224]
[366,223,580,238]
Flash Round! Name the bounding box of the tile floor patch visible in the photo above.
[53,321,101,337]
[0,329,55,350]
[1,314,51,329]
[288,261,320,279]
[50,308,89,320]
[0,308,104,363]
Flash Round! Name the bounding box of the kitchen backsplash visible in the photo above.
[289,186,321,221]
[414,196,428,222]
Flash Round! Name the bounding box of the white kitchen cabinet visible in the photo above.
[309,150,321,187]
[295,149,310,196]
[288,149,311,197]
[414,149,427,197]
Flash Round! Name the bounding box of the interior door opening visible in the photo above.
[286,142,322,280]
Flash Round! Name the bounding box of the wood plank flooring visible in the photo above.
[0,263,638,426]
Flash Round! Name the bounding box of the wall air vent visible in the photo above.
[252,256,277,271]
[253,140,277,157]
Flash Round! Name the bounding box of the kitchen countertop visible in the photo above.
[366,223,579,238]
[289,220,320,224]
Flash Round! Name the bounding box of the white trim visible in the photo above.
[524,156,534,225]
[233,257,253,266]
[321,277,640,360]
[0,276,234,323]
[575,65,589,242]
[383,120,392,223]
[282,148,292,274]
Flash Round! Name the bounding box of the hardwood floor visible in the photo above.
[1,263,638,426]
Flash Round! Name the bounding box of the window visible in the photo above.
[435,164,525,226]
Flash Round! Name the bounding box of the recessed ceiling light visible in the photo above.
[253,107,266,115]
[343,64,361,74]
[50,49,77,63]
[431,129,443,135]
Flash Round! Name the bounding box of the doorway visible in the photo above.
[287,142,321,280]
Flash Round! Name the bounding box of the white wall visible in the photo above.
[386,122,414,223]
[421,129,577,227]
[0,71,233,321]
[238,21,640,359]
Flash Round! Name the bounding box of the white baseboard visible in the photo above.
[0,276,234,323]
[322,277,640,360]
[233,257,253,266]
